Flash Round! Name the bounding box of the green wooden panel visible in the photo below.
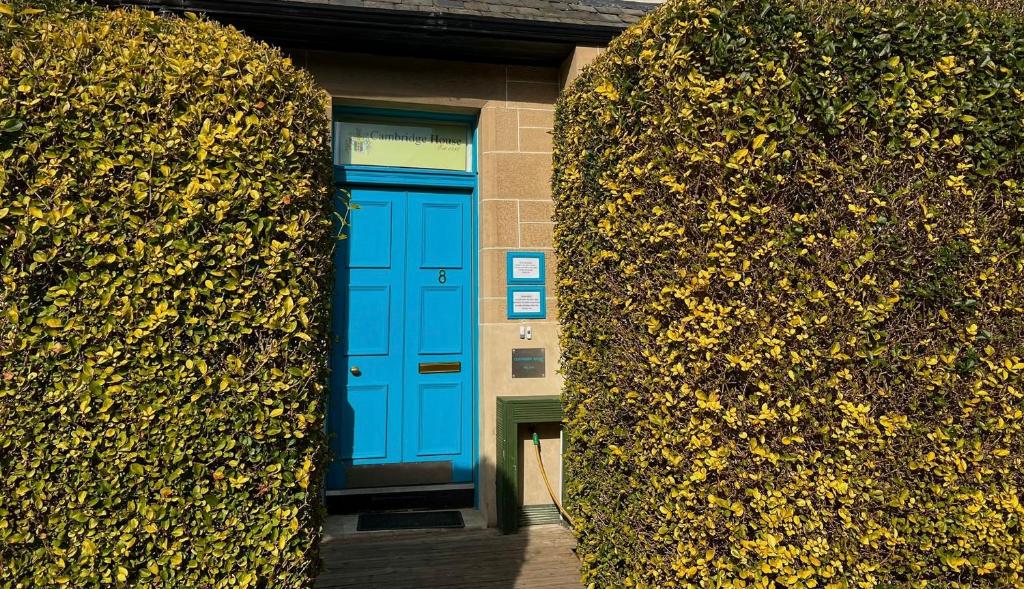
[519,504,562,527]
[495,395,562,534]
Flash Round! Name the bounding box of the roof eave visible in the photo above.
[101,0,628,63]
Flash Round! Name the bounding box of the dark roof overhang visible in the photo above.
[100,0,634,65]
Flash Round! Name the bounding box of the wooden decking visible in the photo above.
[315,524,584,589]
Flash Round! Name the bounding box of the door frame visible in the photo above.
[329,105,480,503]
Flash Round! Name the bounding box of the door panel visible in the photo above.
[345,286,391,355]
[403,191,473,481]
[328,188,406,490]
[344,384,391,460]
[347,200,393,268]
[418,202,464,268]
[417,286,463,354]
[415,382,464,456]
[329,185,474,490]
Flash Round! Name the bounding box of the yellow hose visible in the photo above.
[532,432,574,527]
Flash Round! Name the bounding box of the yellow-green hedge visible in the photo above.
[0,2,333,587]
[554,0,1024,586]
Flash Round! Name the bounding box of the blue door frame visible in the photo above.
[328,107,479,497]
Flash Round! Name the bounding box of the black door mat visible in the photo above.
[357,510,465,532]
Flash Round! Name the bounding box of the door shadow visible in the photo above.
[326,188,354,492]
[316,457,581,589]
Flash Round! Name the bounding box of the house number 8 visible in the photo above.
[437,269,447,284]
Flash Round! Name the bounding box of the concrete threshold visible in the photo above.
[322,508,487,541]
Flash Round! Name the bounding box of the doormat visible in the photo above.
[357,510,465,532]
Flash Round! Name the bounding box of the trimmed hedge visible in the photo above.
[0,2,333,587]
[554,0,1024,586]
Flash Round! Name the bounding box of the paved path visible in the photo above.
[315,524,584,589]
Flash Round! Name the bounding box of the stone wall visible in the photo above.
[295,47,598,524]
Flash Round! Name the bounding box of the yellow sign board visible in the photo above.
[334,118,471,171]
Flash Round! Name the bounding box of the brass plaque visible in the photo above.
[419,361,461,374]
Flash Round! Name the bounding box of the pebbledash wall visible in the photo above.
[294,47,602,524]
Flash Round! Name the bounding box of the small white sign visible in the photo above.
[511,290,542,314]
[511,257,541,281]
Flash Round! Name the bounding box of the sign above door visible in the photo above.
[334,116,472,172]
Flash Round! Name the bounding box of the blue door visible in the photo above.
[328,185,474,489]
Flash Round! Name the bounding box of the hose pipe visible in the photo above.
[531,429,574,527]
